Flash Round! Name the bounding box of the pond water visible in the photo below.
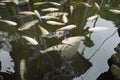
[0,0,120,80]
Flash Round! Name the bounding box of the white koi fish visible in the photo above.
[62,36,85,45]
[40,44,72,53]
[20,59,26,80]
[40,15,59,20]
[48,2,61,6]
[18,19,39,31]
[0,19,17,26]
[46,12,68,17]
[94,2,100,11]
[46,21,65,25]
[34,10,42,21]
[33,2,48,6]
[62,14,68,23]
[41,30,69,38]
[87,15,99,22]
[22,36,38,45]
[41,8,59,12]
[80,2,91,7]
[38,25,49,35]
[57,24,76,31]
[88,27,109,32]
[109,9,120,14]
[19,11,35,15]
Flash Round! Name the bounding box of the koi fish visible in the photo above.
[0,19,17,26]
[62,14,68,23]
[62,36,85,45]
[20,59,26,80]
[80,2,91,7]
[40,44,72,53]
[57,24,76,31]
[46,21,65,25]
[18,19,39,31]
[109,9,120,14]
[38,24,49,34]
[41,8,59,12]
[88,27,109,32]
[18,11,35,15]
[41,30,69,38]
[22,35,38,45]
[87,15,99,22]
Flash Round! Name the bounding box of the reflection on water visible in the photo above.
[0,0,120,80]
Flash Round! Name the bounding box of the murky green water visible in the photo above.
[0,0,120,80]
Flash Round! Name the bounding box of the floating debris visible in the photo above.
[48,2,61,6]
[0,19,17,26]
[109,9,120,14]
[38,25,49,35]
[94,2,100,11]
[57,24,76,31]
[46,21,65,25]
[18,19,39,31]
[20,59,26,80]
[62,14,68,23]
[40,44,72,53]
[22,36,38,45]
[87,15,99,22]
[18,11,35,15]
[80,2,91,7]
[41,8,59,12]
[88,27,109,32]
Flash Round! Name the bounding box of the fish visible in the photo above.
[88,27,109,32]
[46,12,68,17]
[109,9,120,14]
[57,24,76,31]
[87,15,99,22]
[34,10,42,21]
[62,36,85,45]
[80,2,91,7]
[41,30,69,38]
[22,35,38,45]
[33,2,48,6]
[18,11,35,15]
[48,2,61,6]
[70,5,74,15]
[20,59,26,80]
[62,14,68,23]
[0,19,17,26]
[40,15,59,20]
[38,24,49,34]
[13,0,29,5]
[41,8,59,12]
[46,21,65,25]
[1,0,12,3]
[40,44,72,53]
[94,2,100,11]
[0,2,6,5]
[18,19,39,31]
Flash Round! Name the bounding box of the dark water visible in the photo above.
[0,0,120,80]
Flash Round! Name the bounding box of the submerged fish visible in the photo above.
[62,14,68,23]
[22,35,38,45]
[34,10,42,21]
[80,2,91,7]
[33,2,48,5]
[0,19,17,26]
[19,11,35,15]
[13,0,29,5]
[87,15,99,22]
[94,2,100,11]
[62,36,85,45]
[20,59,26,80]
[46,21,65,25]
[40,44,72,53]
[38,24,49,34]
[88,27,109,32]
[1,0,12,3]
[41,30,69,38]
[41,8,59,12]
[40,15,59,20]
[18,19,39,31]
[70,5,74,15]
[57,24,76,31]
[48,2,61,6]
[46,12,68,17]
[0,2,6,5]
[109,9,120,14]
